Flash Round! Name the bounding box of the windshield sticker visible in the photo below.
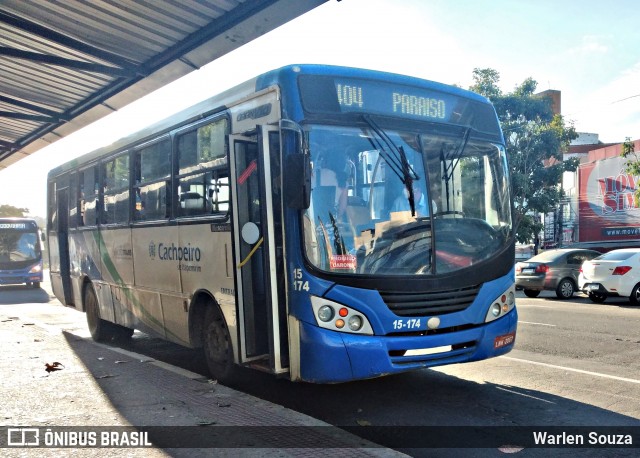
[330,254,357,270]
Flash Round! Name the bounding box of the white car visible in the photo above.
[579,248,640,304]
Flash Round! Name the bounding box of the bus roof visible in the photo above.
[48,64,500,178]
[256,64,492,104]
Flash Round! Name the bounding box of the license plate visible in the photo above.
[521,268,534,274]
[588,284,600,291]
[494,332,516,349]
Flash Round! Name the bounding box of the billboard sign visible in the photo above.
[578,156,640,242]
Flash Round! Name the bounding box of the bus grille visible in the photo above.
[379,285,481,317]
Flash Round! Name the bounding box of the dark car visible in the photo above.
[515,248,601,299]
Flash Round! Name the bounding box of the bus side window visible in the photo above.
[209,174,229,214]
[103,154,130,224]
[134,139,171,221]
[176,117,229,218]
[79,166,98,227]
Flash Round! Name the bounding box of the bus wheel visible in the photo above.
[84,284,133,342]
[203,306,238,385]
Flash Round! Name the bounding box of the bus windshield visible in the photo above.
[302,123,512,276]
[0,226,40,266]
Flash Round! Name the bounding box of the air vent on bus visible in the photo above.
[379,285,481,317]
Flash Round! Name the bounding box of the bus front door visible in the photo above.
[230,127,286,376]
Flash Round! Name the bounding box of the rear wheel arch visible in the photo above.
[197,294,240,385]
[83,279,133,342]
[188,290,220,347]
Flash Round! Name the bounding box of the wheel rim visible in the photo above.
[561,281,573,298]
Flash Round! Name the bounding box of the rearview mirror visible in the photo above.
[284,155,311,209]
[280,119,311,210]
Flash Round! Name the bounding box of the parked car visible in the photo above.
[515,248,601,299]
[578,248,640,304]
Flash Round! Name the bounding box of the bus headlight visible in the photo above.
[310,296,374,335]
[29,263,42,273]
[484,284,516,323]
[317,305,334,322]
[347,315,363,331]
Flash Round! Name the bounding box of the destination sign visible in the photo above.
[335,81,448,120]
[298,75,501,135]
[0,222,34,230]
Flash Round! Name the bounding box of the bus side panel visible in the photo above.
[132,225,181,338]
[111,285,136,328]
[131,289,166,338]
[174,225,235,345]
[65,229,98,311]
[133,225,181,292]
[93,281,116,323]
[95,227,133,325]
[99,227,134,286]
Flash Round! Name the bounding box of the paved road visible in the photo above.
[1,281,639,457]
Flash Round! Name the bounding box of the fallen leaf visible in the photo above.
[356,420,371,426]
[45,362,64,374]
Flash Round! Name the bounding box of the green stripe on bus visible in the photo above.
[92,230,187,345]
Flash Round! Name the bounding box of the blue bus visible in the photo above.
[47,65,517,383]
[0,217,44,288]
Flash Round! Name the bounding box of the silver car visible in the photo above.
[515,248,601,299]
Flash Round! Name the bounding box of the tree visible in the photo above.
[621,137,640,205]
[469,68,579,244]
[0,204,29,217]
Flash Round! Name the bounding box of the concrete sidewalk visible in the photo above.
[0,302,406,457]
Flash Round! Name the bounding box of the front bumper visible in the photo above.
[0,273,42,285]
[298,308,518,383]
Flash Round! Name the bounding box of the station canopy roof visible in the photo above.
[0,0,327,170]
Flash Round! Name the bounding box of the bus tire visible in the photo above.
[84,283,133,343]
[202,306,239,385]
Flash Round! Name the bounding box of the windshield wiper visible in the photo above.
[362,115,420,215]
[440,127,471,212]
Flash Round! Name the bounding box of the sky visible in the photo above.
[1,0,639,217]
